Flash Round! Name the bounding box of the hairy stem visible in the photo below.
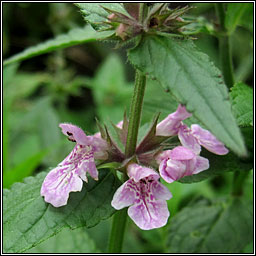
[125,70,146,158]
[108,201,128,252]
[215,3,234,88]
[108,70,146,253]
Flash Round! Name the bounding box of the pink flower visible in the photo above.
[111,163,172,230]
[41,123,108,207]
[156,104,229,155]
[156,146,209,183]
[156,104,192,136]
[178,124,229,155]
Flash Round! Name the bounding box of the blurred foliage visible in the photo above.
[3,3,253,254]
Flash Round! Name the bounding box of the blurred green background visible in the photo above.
[3,3,253,253]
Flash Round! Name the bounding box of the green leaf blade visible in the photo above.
[128,36,246,156]
[3,26,113,66]
[26,228,100,253]
[166,197,253,253]
[230,82,253,127]
[3,169,120,253]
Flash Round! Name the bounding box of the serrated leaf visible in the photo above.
[75,3,131,31]
[3,169,120,253]
[128,35,246,156]
[225,3,251,34]
[230,82,253,127]
[166,197,253,253]
[3,25,113,66]
[26,228,100,253]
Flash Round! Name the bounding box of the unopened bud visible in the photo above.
[116,23,128,40]
[107,13,116,21]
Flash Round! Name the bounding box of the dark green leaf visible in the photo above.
[230,82,253,127]
[225,3,251,34]
[26,228,99,253]
[3,26,113,66]
[166,197,253,253]
[3,169,121,253]
[128,35,246,156]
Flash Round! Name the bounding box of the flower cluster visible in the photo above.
[41,104,228,229]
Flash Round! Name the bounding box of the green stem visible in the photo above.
[215,3,234,88]
[108,200,128,253]
[125,70,146,158]
[108,70,146,253]
[232,171,250,196]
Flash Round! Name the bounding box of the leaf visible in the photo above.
[3,25,113,66]
[3,169,121,253]
[166,197,253,253]
[128,35,246,156]
[26,228,100,253]
[225,3,251,34]
[75,3,131,31]
[3,149,48,188]
[230,82,253,127]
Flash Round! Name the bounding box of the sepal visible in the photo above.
[136,113,171,154]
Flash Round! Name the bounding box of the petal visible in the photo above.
[127,163,159,182]
[159,159,186,183]
[88,135,108,160]
[93,132,101,139]
[156,104,192,136]
[151,181,172,200]
[60,145,98,181]
[170,146,195,160]
[178,124,201,154]
[155,150,172,164]
[193,155,209,174]
[191,124,229,155]
[128,200,170,230]
[116,120,123,129]
[77,150,98,181]
[111,180,137,210]
[59,123,89,145]
[40,166,83,207]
